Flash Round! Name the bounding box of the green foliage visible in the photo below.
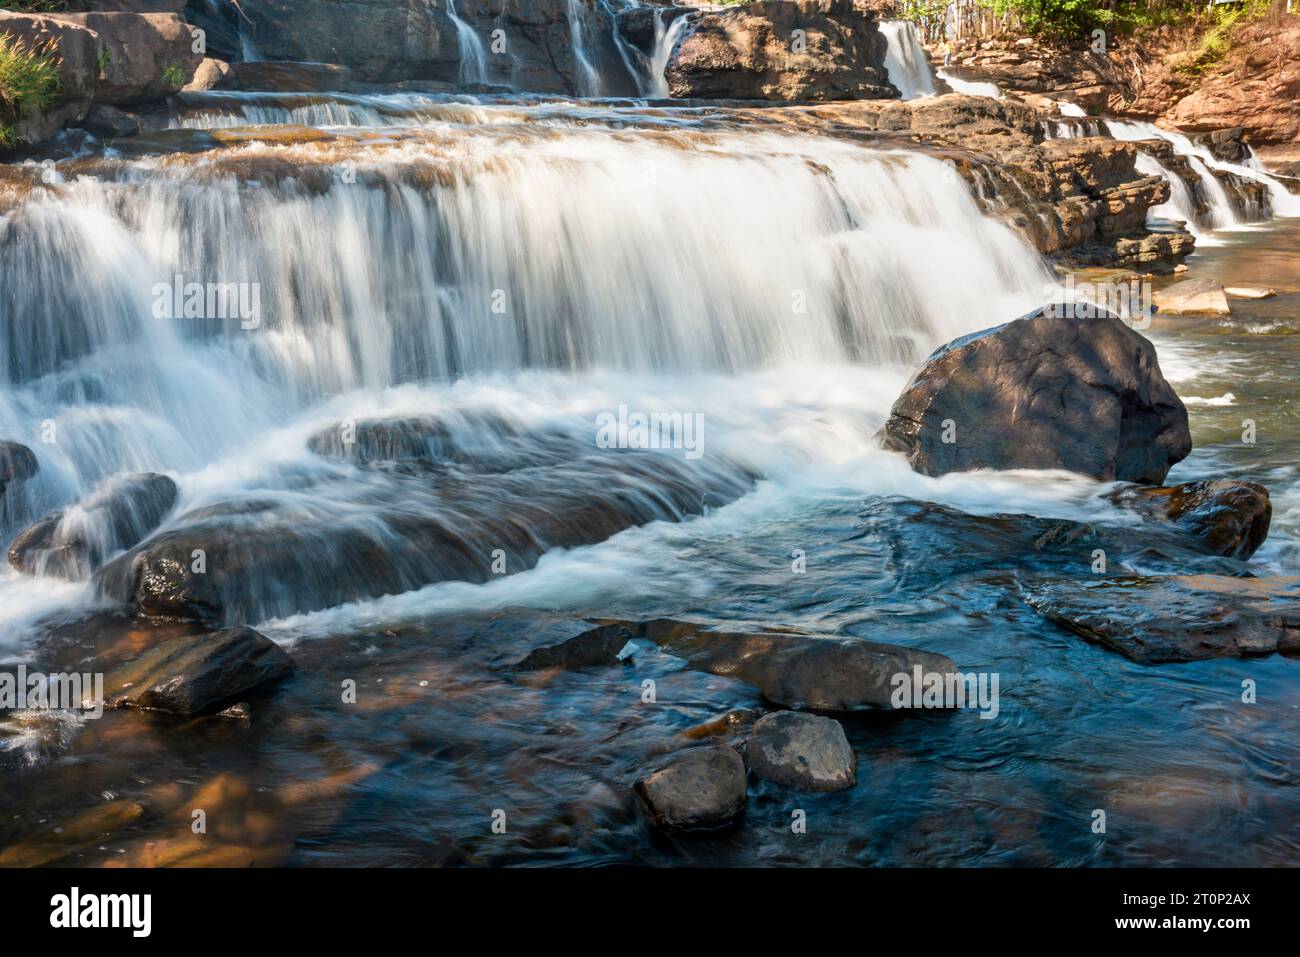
[161,63,184,90]
[0,32,61,147]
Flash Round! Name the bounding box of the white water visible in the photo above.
[0,105,1055,642]
[936,69,1001,99]
[568,0,602,96]
[880,20,936,100]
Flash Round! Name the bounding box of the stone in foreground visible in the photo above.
[107,626,295,715]
[745,711,856,792]
[628,619,958,712]
[1153,278,1231,316]
[512,623,638,671]
[635,747,747,832]
[1023,575,1300,662]
[1107,479,1271,560]
[882,306,1191,484]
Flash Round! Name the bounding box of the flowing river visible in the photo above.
[0,86,1297,866]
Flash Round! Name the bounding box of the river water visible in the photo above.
[0,90,1297,867]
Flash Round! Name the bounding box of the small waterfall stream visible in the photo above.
[880,20,936,99]
[445,0,489,86]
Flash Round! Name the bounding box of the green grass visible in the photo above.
[160,63,184,90]
[0,32,61,149]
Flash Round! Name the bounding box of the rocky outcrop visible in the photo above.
[1107,479,1272,560]
[0,13,100,145]
[624,618,958,712]
[882,306,1191,483]
[106,625,295,715]
[47,11,202,105]
[666,0,898,101]
[635,746,747,832]
[745,711,856,792]
[8,472,178,580]
[1024,575,1300,663]
[512,623,638,671]
[1153,278,1231,316]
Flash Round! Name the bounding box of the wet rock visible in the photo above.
[0,441,38,499]
[77,104,140,139]
[1153,278,1231,316]
[95,452,753,624]
[667,0,898,101]
[513,623,638,671]
[1023,575,1300,663]
[9,472,177,580]
[1224,286,1277,300]
[48,12,203,104]
[230,60,354,93]
[107,626,295,715]
[679,708,762,745]
[634,746,747,832]
[1108,479,1271,560]
[629,619,958,712]
[882,305,1191,484]
[745,710,856,792]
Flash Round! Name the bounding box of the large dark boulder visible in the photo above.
[106,625,294,715]
[48,12,204,104]
[9,472,177,580]
[882,306,1191,484]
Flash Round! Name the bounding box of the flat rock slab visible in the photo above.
[746,710,856,792]
[107,626,295,715]
[1153,278,1231,315]
[1224,286,1276,299]
[635,746,747,832]
[627,619,958,712]
[1023,575,1300,662]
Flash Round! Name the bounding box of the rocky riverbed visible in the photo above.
[0,0,1298,868]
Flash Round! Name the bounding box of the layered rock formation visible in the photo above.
[665,0,898,100]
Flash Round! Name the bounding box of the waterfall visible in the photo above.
[0,98,1054,633]
[647,10,691,99]
[880,20,936,100]
[567,0,601,96]
[444,0,488,86]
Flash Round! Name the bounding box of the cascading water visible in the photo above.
[567,0,602,96]
[444,0,489,86]
[936,69,1001,99]
[0,100,1051,636]
[880,20,936,100]
[646,10,691,99]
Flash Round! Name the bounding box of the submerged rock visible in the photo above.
[882,306,1191,484]
[513,623,638,671]
[745,710,856,792]
[9,472,177,580]
[628,619,958,712]
[667,0,897,101]
[1153,278,1231,316]
[634,746,747,832]
[1023,575,1300,662]
[107,626,295,715]
[1108,479,1271,560]
[1224,286,1277,300]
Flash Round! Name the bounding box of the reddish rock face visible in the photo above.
[666,0,899,101]
[46,11,203,104]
